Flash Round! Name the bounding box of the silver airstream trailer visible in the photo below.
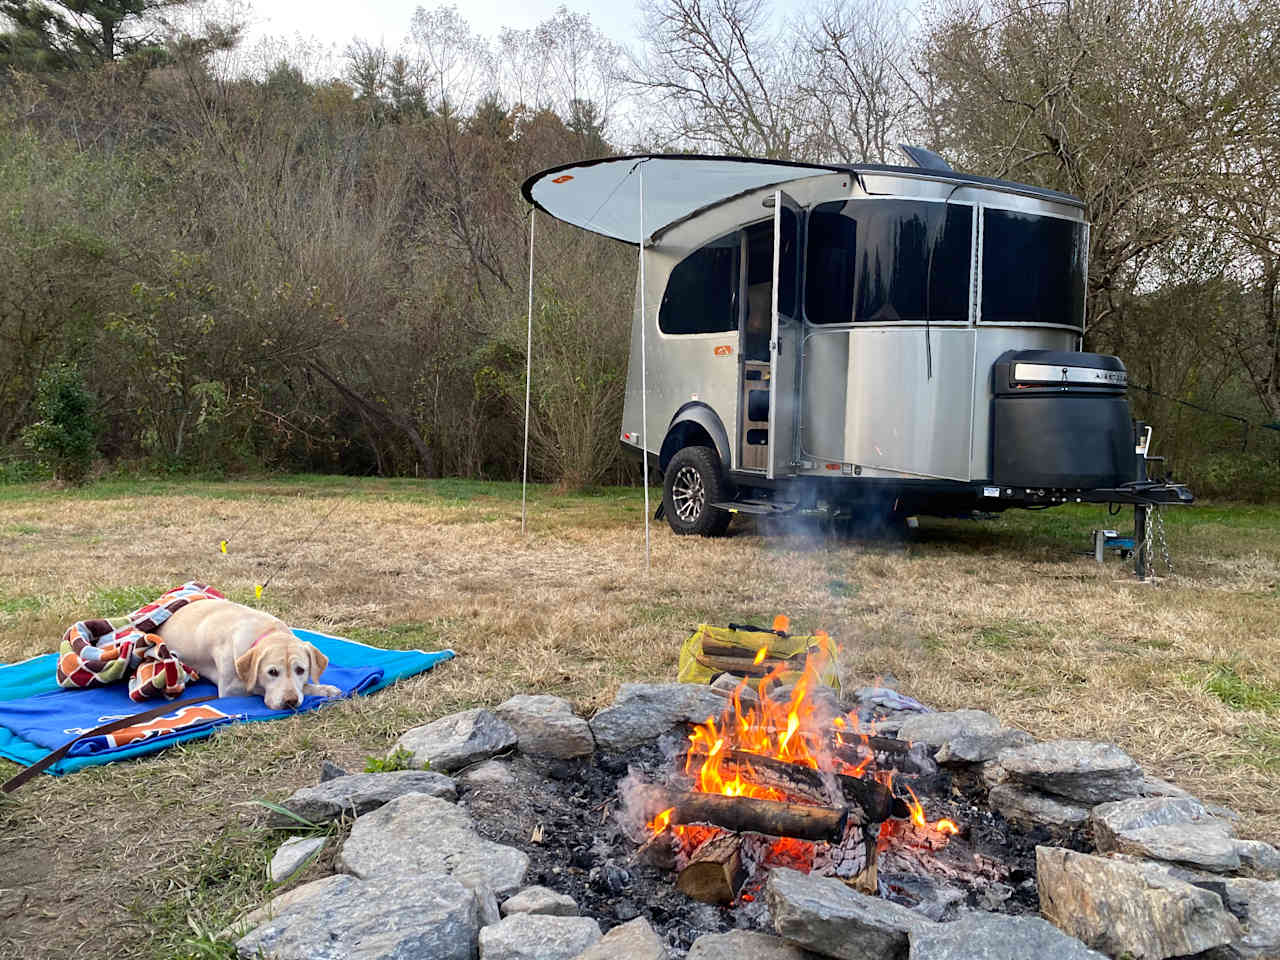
[522,151,1191,540]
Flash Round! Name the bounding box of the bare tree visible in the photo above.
[799,0,916,163]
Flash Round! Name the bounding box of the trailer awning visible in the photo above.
[521,154,846,245]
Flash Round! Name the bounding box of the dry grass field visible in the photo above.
[1,475,1277,959]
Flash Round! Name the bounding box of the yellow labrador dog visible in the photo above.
[157,599,341,710]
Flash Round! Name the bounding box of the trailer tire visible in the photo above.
[663,446,731,537]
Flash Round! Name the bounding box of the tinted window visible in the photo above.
[744,210,798,317]
[659,233,739,335]
[981,209,1086,327]
[806,200,972,324]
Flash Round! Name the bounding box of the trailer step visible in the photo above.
[711,499,798,516]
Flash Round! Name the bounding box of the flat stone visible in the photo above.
[588,683,726,751]
[1236,839,1280,876]
[1220,877,1280,958]
[998,740,1143,804]
[319,760,348,781]
[687,929,817,959]
[894,709,1003,748]
[479,913,602,960]
[458,759,518,793]
[574,917,666,959]
[395,708,518,773]
[1140,775,1194,799]
[234,872,479,960]
[1111,822,1243,873]
[268,835,326,883]
[765,866,932,960]
[851,687,931,714]
[909,911,1107,959]
[270,770,458,825]
[501,886,579,917]
[495,694,594,759]
[338,792,529,897]
[1036,846,1241,959]
[1092,796,1218,851]
[935,729,1035,764]
[989,783,1090,829]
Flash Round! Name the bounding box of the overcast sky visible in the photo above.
[239,0,818,56]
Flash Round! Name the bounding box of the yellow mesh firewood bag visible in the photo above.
[677,617,840,692]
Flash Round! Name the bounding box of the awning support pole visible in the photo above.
[522,208,535,536]
[638,163,652,571]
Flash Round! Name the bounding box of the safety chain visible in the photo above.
[1141,504,1174,580]
[1153,505,1174,575]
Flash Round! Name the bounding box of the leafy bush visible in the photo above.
[1182,453,1280,503]
[20,363,100,484]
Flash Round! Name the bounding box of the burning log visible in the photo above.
[712,750,908,824]
[658,789,849,842]
[677,833,745,905]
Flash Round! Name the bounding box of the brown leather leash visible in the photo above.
[1,693,218,794]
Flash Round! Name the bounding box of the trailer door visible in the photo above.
[768,190,801,479]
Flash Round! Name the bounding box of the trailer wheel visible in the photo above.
[663,446,731,536]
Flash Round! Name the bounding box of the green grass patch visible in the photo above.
[1200,664,1280,714]
[1236,725,1280,773]
[85,584,168,615]
[0,593,47,616]
[342,620,454,651]
[973,618,1047,652]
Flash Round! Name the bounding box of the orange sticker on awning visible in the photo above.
[713,344,732,357]
[551,175,574,184]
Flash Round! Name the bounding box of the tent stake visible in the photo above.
[638,163,652,571]
[522,208,535,536]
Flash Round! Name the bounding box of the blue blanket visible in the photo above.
[0,629,454,776]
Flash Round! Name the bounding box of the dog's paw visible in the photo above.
[305,683,342,699]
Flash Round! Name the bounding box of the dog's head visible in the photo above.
[234,631,329,711]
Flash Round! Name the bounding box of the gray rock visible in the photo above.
[1141,775,1194,799]
[851,687,931,714]
[935,729,1034,764]
[1111,822,1244,873]
[998,740,1143,804]
[395,708,519,773]
[574,917,667,959]
[687,929,817,959]
[765,866,932,960]
[268,835,326,883]
[338,792,529,897]
[989,783,1090,829]
[319,760,348,782]
[982,761,1008,788]
[1237,839,1280,876]
[895,709,1003,747]
[478,913,602,960]
[495,694,594,759]
[1036,846,1241,959]
[458,760,518,793]
[1092,795,1217,851]
[588,683,726,751]
[909,911,1107,960]
[1219,877,1280,958]
[501,886,579,917]
[475,884,502,926]
[270,770,458,826]
[234,872,479,960]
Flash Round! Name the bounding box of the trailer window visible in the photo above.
[659,233,739,335]
[806,200,972,324]
[981,209,1086,327]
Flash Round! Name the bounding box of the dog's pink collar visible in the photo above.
[249,627,283,649]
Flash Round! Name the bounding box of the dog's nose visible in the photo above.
[283,695,300,709]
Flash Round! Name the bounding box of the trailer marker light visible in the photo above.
[825,463,840,471]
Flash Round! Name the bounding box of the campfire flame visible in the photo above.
[651,624,960,863]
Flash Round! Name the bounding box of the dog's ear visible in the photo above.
[235,645,264,689]
[307,644,329,682]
